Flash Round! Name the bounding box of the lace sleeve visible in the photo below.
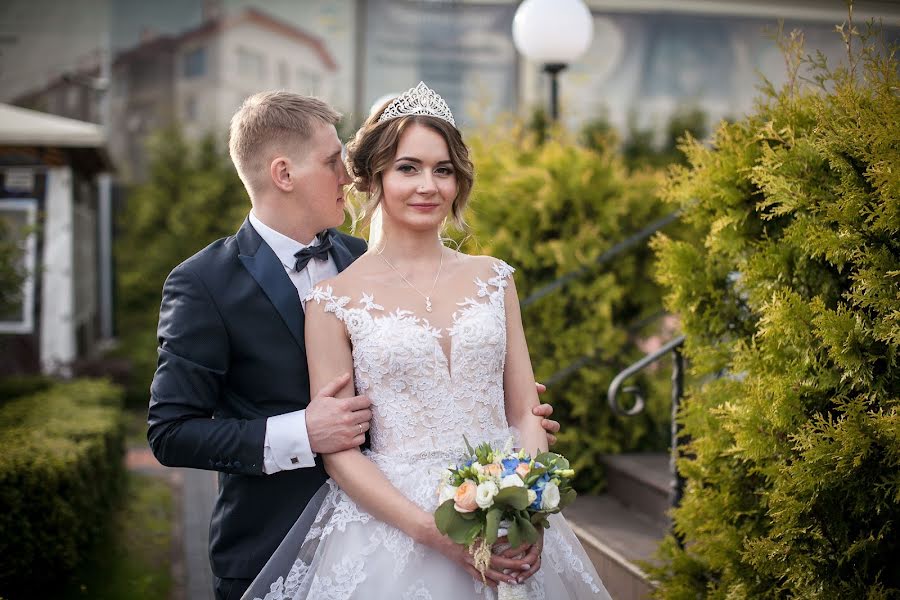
[489,260,515,288]
[303,285,351,322]
[472,259,516,305]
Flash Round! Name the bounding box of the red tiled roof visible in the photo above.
[174,7,338,71]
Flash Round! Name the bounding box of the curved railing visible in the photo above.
[608,334,687,545]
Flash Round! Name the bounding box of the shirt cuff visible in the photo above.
[262,410,317,474]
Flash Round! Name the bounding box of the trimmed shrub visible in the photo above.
[649,24,899,597]
[462,125,679,492]
[0,379,126,597]
[0,375,52,403]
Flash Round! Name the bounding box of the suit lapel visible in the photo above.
[328,229,356,273]
[236,219,305,349]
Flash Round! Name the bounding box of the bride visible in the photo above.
[244,83,610,600]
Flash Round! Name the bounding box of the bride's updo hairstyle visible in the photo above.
[345,99,474,234]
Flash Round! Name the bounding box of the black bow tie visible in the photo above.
[293,230,333,272]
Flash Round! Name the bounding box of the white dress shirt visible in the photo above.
[249,211,338,474]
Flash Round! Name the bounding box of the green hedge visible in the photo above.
[0,379,126,597]
[649,26,900,597]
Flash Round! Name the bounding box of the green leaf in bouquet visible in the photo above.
[485,508,502,544]
[535,452,569,470]
[476,442,493,465]
[507,518,523,549]
[515,512,539,545]
[450,518,484,546]
[530,511,550,526]
[434,499,459,534]
[436,503,484,545]
[559,487,577,510]
[493,486,530,510]
[463,436,475,456]
[523,466,549,486]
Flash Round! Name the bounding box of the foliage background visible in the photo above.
[649,24,900,597]
[115,129,248,405]
[461,123,681,492]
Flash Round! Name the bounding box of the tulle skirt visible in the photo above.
[243,450,610,600]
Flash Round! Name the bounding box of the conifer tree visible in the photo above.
[650,20,899,597]
[115,128,248,402]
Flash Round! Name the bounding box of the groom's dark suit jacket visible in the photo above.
[148,218,367,580]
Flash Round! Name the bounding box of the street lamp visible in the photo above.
[512,0,594,121]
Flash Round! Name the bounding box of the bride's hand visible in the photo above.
[419,523,519,588]
[493,529,544,583]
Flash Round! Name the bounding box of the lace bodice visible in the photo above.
[304,261,515,458]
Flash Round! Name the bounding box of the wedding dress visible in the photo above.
[245,261,610,600]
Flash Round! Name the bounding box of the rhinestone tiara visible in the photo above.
[376,82,456,127]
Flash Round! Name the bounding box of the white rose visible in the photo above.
[475,481,499,509]
[527,489,537,505]
[500,474,525,489]
[438,484,458,505]
[541,482,560,510]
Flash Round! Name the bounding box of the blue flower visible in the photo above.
[501,458,520,476]
[530,488,543,510]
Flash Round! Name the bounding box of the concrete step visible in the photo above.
[601,453,672,526]
[565,494,666,600]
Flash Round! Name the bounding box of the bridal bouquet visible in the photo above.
[434,438,576,599]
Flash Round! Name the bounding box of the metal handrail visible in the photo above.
[608,334,688,546]
[521,210,680,309]
[541,309,667,388]
[608,335,685,417]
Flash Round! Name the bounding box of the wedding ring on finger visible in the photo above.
[358,422,363,434]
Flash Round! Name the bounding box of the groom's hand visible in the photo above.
[306,373,372,454]
[533,383,560,446]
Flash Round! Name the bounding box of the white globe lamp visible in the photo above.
[513,0,594,120]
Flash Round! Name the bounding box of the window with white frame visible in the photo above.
[0,199,38,334]
[237,46,266,81]
[184,46,207,78]
[296,67,321,95]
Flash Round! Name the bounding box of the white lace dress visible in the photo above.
[245,262,610,600]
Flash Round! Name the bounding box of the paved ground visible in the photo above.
[127,446,217,600]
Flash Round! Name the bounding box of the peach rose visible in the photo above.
[515,463,531,479]
[454,480,478,513]
[484,463,502,478]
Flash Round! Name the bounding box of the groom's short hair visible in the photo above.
[229,91,342,194]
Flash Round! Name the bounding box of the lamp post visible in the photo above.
[512,0,594,121]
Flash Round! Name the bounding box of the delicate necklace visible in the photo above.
[377,248,444,312]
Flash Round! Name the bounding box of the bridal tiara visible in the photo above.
[377,82,456,127]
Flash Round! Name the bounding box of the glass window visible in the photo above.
[0,198,38,334]
[237,47,266,81]
[184,47,206,78]
[296,67,321,95]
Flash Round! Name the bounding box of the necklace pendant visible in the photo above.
[425,298,433,312]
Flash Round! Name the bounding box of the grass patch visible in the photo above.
[61,471,175,599]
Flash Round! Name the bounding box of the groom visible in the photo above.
[147,91,560,600]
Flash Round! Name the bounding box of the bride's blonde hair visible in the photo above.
[344,101,474,236]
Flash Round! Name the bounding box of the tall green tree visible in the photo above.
[650,23,899,597]
[116,128,248,403]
